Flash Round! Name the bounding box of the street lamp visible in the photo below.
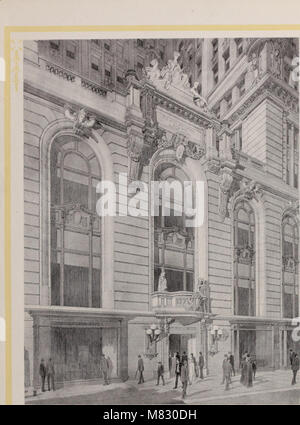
[146,324,162,344]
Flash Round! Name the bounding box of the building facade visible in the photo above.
[24,37,300,390]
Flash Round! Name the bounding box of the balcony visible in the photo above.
[151,289,210,315]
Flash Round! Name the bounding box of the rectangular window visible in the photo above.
[213,64,218,85]
[212,38,218,59]
[104,42,110,51]
[235,38,243,56]
[50,41,60,50]
[238,76,246,97]
[117,75,124,84]
[225,92,232,110]
[105,69,111,77]
[66,49,75,59]
[223,48,230,72]
[137,39,144,48]
[91,62,99,71]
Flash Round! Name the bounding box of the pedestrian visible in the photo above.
[221,354,228,384]
[100,353,109,385]
[228,352,235,377]
[188,353,196,385]
[107,355,113,382]
[289,349,296,367]
[245,354,253,387]
[170,353,176,379]
[198,352,204,380]
[291,353,299,385]
[46,358,55,391]
[39,358,46,392]
[240,354,247,386]
[136,354,144,384]
[181,359,188,399]
[251,356,257,380]
[156,361,165,386]
[181,351,188,364]
[223,357,232,391]
[173,356,181,389]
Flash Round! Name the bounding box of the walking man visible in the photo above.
[173,356,181,389]
[228,352,235,377]
[46,358,55,391]
[156,361,165,386]
[181,359,188,400]
[198,352,204,380]
[223,357,232,391]
[100,353,109,385]
[39,358,46,392]
[291,353,299,385]
[289,349,296,366]
[137,354,144,384]
[221,354,228,384]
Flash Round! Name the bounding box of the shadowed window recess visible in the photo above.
[50,135,101,308]
[233,201,256,317]
[153,163,195,293]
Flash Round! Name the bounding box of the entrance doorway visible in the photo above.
[169,334,196,357]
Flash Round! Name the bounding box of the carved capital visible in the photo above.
[64,105,99,138]
[218,168,241,221]
[239,178,263,201]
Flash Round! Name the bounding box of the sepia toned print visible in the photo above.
[23,37,300,405]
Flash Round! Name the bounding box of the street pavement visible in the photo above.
[26,369,300,405]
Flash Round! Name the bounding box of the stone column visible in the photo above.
[119,319,129,381]
[283,330,287,368]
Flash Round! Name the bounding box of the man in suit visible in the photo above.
[291,353,299,385]
[221,354,228,384]
[173,356,181,389]
[181,360,188,399]
[39,358,46,392]
[198,352,204,380]
[223,357,233,391]
[46,358,55,391]
[181,351,188,363]
[156,361,165,386]
[100,354,109,385]
[228,352,235,377]
[289,349,296,366]
[137,355,144,384]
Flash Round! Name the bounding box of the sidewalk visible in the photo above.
[25,369,300,404]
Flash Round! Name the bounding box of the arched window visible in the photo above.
[282,215,299,318]
[50,135,101,307]
[153,163,194,292]
[233,200,256,316]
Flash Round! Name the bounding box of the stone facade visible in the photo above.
[24,38,299,391]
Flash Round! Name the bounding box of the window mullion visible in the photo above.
[88,216,93,307]
[60,213,65,306]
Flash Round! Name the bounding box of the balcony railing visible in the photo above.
[151,289,210,314]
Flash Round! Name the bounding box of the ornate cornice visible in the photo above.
[142,82,220,130]
[226,73,299,126]
[24,81,126,133]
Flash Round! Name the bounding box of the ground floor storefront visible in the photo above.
[25,307,300,394]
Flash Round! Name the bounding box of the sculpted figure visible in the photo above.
[158,268,167,292]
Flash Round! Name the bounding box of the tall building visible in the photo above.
[23,37,299,391]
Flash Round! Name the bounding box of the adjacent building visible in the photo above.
[23,37,300,391]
